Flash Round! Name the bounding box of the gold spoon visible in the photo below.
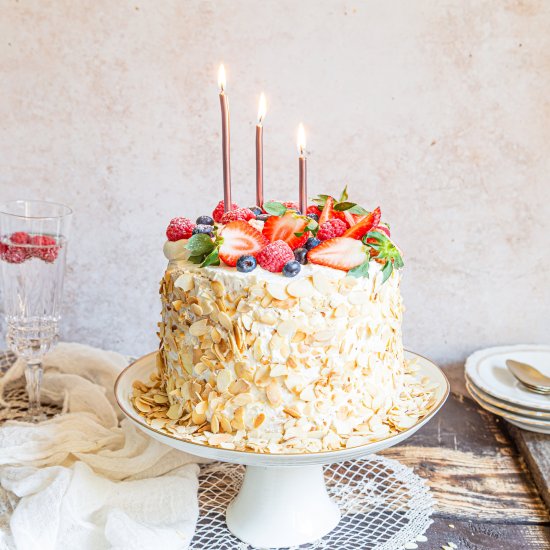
[506,359,550,394]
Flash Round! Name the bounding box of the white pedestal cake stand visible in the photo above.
[115,351,449,549]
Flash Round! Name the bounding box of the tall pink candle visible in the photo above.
[255,93,266,208]
[218,65,232,212]
[297,123,307,214]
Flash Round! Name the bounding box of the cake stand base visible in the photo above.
[226,464,340,548]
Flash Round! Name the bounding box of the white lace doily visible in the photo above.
[192,456,434,550]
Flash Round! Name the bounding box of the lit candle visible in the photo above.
[297,123,307,214]
[218,64,232,212]
[256,93,267,208]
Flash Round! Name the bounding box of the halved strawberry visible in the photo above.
[342,207,381,240]
[343,211,356,227]
[307,237,367,271]
[219,221,268,267]
[318,197,334,225]
[374,223,390,237]
[262,212,309,249]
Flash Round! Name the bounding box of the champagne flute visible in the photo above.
[0,200,72,421]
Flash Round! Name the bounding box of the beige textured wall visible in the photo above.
[1,1,549,365]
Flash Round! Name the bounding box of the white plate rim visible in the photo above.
[466,381,550,427]
[465,345,550,411]
[466,380,550,425]
[465,375,550,418]
[115,350,449,466]
[505,418,550,434]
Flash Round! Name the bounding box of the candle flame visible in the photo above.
[218,64,226,92]
[258,93,267,124]
[297,123,306,155]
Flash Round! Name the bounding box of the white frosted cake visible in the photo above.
[132,192,436,452]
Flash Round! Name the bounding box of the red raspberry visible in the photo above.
[306,205,321,217]
[220,207,255,224]
[317,219,347,241]
[30,235,59,263]
[3,246,28,264]
[256,240,294,273]
[166,217,195,241]
[212,200,239,223]
[10,232,31,244]
[283,201,299,211]
[0,242,7,257]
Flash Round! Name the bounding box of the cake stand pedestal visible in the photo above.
[115,351,449,549]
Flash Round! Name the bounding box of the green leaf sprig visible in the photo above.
[363,231,404,283]
[312,185,368,215]
[185,233,223,267]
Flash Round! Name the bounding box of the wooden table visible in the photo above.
[381,364,550,549]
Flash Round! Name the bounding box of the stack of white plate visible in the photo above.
[465,345,550,434]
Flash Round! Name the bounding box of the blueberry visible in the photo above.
[236,255,257,273]
[249,206,263,216]
[307,213,319,222]
[255,214,270,222]
[282,260,301,277]
[294,247,308,265]
[192,224,214,237]
[196,215,214,226]
[304,237,321,250]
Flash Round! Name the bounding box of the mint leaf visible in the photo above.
[185,234,215,256]
[348,204,368,215]
[348,257,370,278]
[339,185,349,203]
[263,201,287,216]
[201,248,220,267]
[381,260,394,283]
[333,201,357,212]
[312,194,331,207]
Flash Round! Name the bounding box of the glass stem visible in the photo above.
[25,360,43,420]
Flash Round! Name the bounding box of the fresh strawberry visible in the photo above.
[317,219,347,241]
[219,221,269,267]
[343,211,356,227]
[262,212,309,249]
[374,223,391,237]
[256,240,294,272]
[318,197,334,225]
[342,207,381,240]
[220,207,255,224]
[166,217,195,241]
[212,200,239,223]
[307,237,368,271]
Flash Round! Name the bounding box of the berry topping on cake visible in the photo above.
[306,205,322,217]
[317,218,347,241]
[193,224,215,237]
[306,212,319,222]
[196,215,214,226]
[249,206,263,216]
[10,232,31,244]
[262,212,309,250]
[220,207,256,224]
[282,260,301,277]
[293,247,308,265]
[218,221,269,267]
[307,237,368,271]
[256,240,294,272]
[236,255,257,273]
[342,207,381,239]
[304,237,321,250]
[318,197,334,225]
[166,217,195,241]
[212,200,239,223]
[30,235,59,263]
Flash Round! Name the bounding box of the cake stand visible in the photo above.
[115,351,449,549]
